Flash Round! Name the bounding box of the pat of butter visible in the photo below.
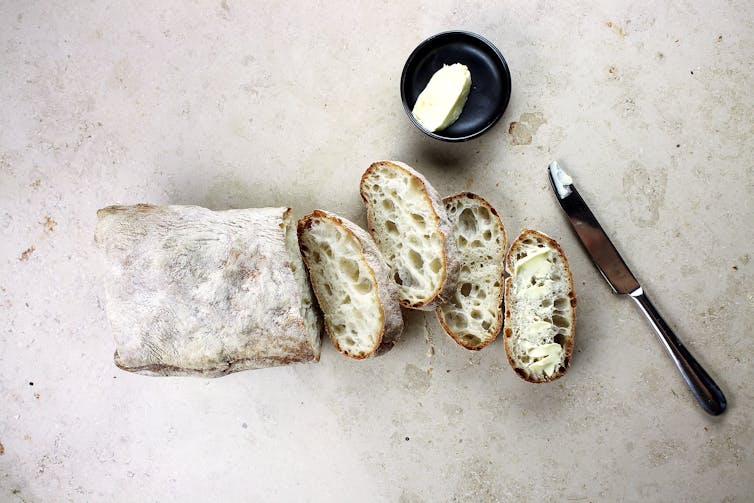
[513,248,552,279]
[412,63,472,132]
[521,283,549,299]
[523,321,555,341]
[527,342,562,359]
[525,342,563,377]
[529,353,561,377]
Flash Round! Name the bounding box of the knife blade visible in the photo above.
[547,160,727,416]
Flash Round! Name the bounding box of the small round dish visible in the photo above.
[401,31,511,142]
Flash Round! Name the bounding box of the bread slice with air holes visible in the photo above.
[436,193,507,350]
[297,210,403,359]
[359,161,460,310]
[504,229,576,383]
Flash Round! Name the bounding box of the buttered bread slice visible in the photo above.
[504,229,576,383]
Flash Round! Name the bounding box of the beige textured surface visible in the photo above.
[1,1,752,501]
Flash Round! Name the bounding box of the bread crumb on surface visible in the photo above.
[41,215,57,233]
[19,246,35,261]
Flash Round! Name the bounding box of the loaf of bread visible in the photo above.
[503,229,576,383]
[298,210,403,358]
[359,161,460,310]
[95,204,322,377]
[436,193,507,350]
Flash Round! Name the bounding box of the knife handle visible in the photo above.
[629,288,727,416]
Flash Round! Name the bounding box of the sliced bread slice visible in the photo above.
[436,193,507,350]
[298,210,403,359]
[504,229,576,383]
[359,161,460,310]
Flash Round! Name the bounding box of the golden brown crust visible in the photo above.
[503,228,576,383]
[437,316,497,351]
[436,192,507,351]
[359,161,459,310]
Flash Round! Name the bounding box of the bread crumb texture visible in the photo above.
[437,193,506,349]
[360,162,445,307]
[298,213,383,358]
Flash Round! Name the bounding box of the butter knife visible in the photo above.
[548,160,726,415]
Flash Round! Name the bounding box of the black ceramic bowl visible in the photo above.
[401,31,511,142]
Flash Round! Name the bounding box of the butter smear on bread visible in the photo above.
[513,247,564,377]
[504,229,576,383]
[412,63,471,132]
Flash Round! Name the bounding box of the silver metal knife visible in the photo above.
[548,160,726,415]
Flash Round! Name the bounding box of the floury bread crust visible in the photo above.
[297,210,403,359]
[95,204,322,377]
[359,161,460,310]
[436,193,507,350]
[504,229,576,383]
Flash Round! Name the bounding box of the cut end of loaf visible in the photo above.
[298,210,401,359]
[504,229,575,383]
[283,209,323,360]
[436,192,507,350]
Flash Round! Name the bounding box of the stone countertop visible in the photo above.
[1,1,752,501]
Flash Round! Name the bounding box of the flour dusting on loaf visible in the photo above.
[95,204,322,377]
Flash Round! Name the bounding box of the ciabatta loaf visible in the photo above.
[504,229,576,383]
[359,161,460,310]
[95,204,322,377]
[436,193,507,350]
[298,210,403,359]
